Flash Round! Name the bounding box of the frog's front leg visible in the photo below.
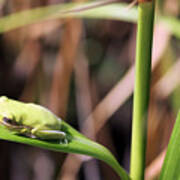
[1,117,32,135]
[31,128,66,140]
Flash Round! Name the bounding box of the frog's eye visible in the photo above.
[3,117,18,126]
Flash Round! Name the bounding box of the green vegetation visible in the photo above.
[0,0,179,179]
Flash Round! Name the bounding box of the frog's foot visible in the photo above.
[60,138,68,144]
[32,129,66,141]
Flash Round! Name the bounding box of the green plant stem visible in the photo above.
[130,1,155,180]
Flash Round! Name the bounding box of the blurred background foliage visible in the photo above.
[0,0,179,179]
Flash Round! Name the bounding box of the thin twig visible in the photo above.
[62,0,120,14]
[145,149,166,180]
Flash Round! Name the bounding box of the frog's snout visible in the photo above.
[0,96,8,103]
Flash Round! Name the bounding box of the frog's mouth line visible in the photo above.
[1,117,32,131]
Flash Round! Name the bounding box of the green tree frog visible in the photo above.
[0,96,66,141]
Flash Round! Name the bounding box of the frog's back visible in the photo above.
[25,103,62,130]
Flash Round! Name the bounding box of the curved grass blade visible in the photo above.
[160,111,180,179]
[0,1,179,40]
[0,121,130,180]
[0,2,138,33]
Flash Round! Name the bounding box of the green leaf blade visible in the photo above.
[160,111,180,179]
[0,121,130,180]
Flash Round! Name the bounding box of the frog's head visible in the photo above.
[0,96,14,125]
[0,96,9,103]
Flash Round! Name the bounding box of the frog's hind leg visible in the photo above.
[32,129,66,141]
